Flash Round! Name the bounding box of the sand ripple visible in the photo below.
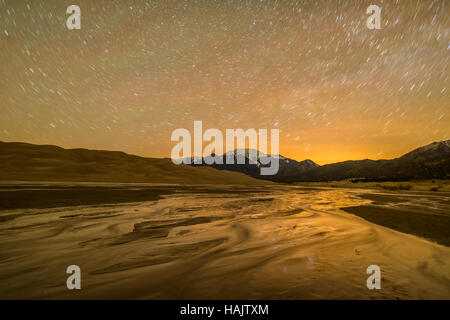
[0,185,449,299]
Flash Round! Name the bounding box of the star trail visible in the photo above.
[0,0,448,164]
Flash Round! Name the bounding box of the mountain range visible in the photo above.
[190,140,450,182]
[0,140,448,184]
[292,140,450,182]
[188,149,319,181]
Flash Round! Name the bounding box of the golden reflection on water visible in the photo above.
[0,185,449,299]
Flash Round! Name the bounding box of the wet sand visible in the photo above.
[0,182,449,299]
[342,192,450,246]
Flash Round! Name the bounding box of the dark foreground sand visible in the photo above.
[0,182,449,299]
[342,193,450,247]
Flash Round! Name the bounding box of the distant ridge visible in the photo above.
[189,149,319,181]
[290,140,450,182]
[188,141,450,182]
[0,141,271,185]
[1,140,448,184]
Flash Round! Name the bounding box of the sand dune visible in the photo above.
[0,141,270,185]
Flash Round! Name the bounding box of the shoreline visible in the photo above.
[0,182,449,299]
[1,182,449,247]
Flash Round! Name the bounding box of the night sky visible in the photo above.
[1,0,448,164]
